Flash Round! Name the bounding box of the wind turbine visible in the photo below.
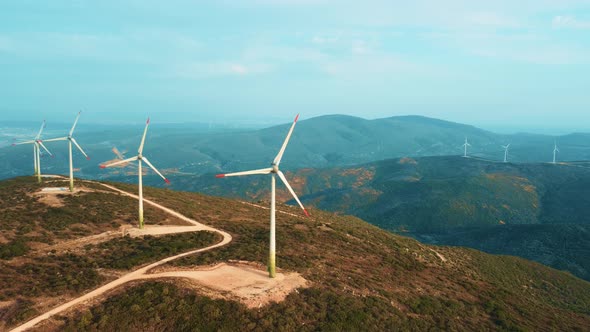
[502,144,510,163]
[43,111,90,192]
[462,137,471,157]
[552,141,559,164]
[216,114,308,278]
[99,118,170,229]
[12,120,53,183]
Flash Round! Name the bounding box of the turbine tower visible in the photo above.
[502,144,510,163]
[43,111,90,191]
[552,141,559,164]
[99,118,170,229]
[462,137,471,157]
[12,120,53,183]
[216,114,308,278]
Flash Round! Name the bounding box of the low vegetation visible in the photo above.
[49,181,590,331]
[1,177,589,330]
[0,177,219,330]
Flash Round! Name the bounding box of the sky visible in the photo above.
[1,0,590,132]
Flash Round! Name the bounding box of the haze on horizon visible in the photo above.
[1,1,589,133]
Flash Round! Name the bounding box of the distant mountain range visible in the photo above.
[2,114,590,182]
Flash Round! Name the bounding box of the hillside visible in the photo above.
[3,115,590,183]
[188,155,590,281]
[1,176,590,331]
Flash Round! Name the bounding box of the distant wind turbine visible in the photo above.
[99,118,170,229]
[502,144,510,163]
[462,137,471,157]
[43,111,90,192]
[552,141,559,164]
[216,114,309,278]
[12,120,53,183]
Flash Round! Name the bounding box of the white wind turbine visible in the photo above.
[552,141,559,164]
[462,137,471,157]
[12,120,53,183]
[99,118,170,229]
[43,111,89,192]
[502,143,510,163]
[216,114,308,278]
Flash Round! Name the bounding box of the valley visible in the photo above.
[190,155,590,281]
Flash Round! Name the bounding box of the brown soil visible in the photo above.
[145,262,309,308]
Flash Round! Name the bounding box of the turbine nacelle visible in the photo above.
[271,163,279,173]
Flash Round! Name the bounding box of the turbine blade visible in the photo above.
[216,167,273,178]
[277,170,309,217]
[38,141,53,156]
[69,111,81,136]
[71,138,89,159]
[13,140,36,146]
[138,117,150,154]
[42,137,68,142]
[100,156,138,168]
[142,157,170,183]
[36,120,46,139]
[273,114,299,166]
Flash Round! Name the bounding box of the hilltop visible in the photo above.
[190,155,590,281]
[0,176,589,331]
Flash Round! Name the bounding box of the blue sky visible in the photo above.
[1,0,590,132]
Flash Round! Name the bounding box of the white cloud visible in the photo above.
[0,30,203,64]
[172,61,273,79]
[0,36,14,52]
[552,15,590,29]
[230,64,248,75]
[351,40,371,55]
[425,31,590,65]
[319,51,450,80]
[465,12,522,28]
[242,44,327,63]
[312,36,334,45]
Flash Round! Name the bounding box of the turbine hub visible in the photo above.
[271,163,279,173]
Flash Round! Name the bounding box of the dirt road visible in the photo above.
[10,181,233,332]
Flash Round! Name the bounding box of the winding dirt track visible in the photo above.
[11,181,233,332]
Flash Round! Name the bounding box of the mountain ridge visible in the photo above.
[3,114,590,183]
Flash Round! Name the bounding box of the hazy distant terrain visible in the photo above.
[2,115,590,183]
[188,156,590,281]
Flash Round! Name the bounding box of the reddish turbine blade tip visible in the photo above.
[86,156,91,160]
[294,114,299,122]
[215,174,225,178]
[146,118,150,124]
[164,179,171,184]
[11,143,16,146]
[303,209,310,217]
[99,165,106,169]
